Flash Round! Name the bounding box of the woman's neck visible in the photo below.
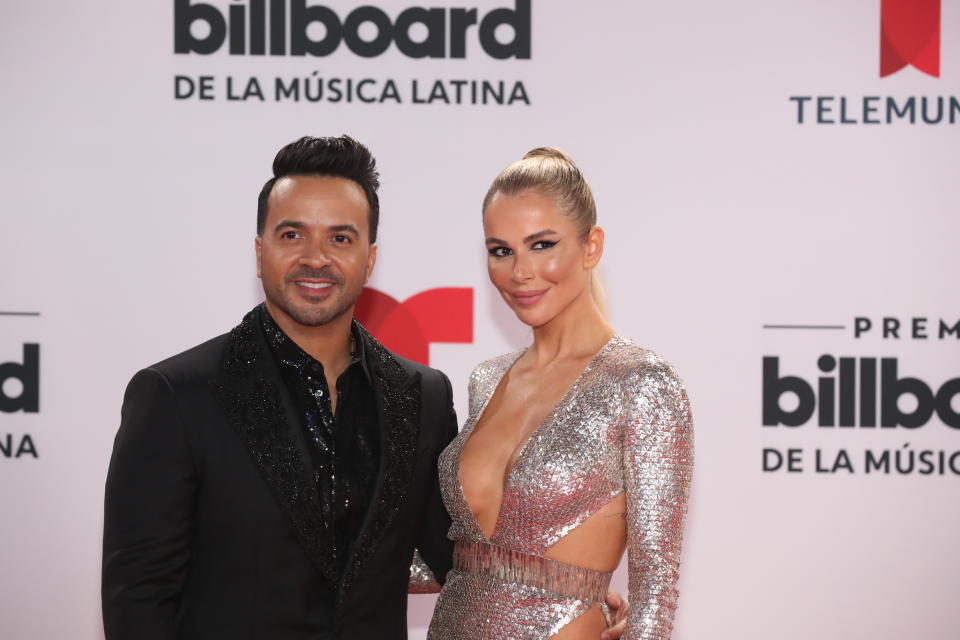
[528,287,613,366]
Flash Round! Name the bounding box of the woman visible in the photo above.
[427,148,694,639]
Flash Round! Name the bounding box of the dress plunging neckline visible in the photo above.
[456,335,618,542]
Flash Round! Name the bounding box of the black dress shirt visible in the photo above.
[260,305,379,581]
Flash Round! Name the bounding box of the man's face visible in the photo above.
[256,175,377,328]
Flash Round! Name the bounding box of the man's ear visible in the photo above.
[255,235,263,278]
[364,243,378,284]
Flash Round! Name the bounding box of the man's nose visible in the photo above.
[298,238,332,268]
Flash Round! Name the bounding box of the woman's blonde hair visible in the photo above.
[482,147,596,239]
[483,147,605,311]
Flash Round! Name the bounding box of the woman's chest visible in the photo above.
[441,395,626,548]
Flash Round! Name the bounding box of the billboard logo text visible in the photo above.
[174,0,531,59]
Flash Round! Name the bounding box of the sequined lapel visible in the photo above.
[210,307,339,584]
[337,323,421,604]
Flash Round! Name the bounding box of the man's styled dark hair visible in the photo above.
[257,135,381,242]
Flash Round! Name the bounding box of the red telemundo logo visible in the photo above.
[881,0,941,77]
[355,287,473,365]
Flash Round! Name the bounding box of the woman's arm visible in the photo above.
[622,360,694,639]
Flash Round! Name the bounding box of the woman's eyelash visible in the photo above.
[488,241,556,257]
[532,240,557,250]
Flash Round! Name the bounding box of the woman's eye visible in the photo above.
[488,246,512,257]
[531,240,557,250]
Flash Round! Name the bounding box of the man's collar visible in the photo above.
[350,318,372,382]
[257,303,372,384]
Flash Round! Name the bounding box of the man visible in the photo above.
[102,136,627,638]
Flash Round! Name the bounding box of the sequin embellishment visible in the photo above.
[428,336,694,640]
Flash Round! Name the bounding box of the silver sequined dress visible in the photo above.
[426,335,693,640]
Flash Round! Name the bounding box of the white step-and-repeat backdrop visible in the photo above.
[2,1,957,638]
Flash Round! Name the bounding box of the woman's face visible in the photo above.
[483,189,601,328]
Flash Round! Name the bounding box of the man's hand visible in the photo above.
[600,590,629,640]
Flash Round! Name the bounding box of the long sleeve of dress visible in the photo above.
[622,360,694,639]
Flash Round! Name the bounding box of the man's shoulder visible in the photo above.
[144,331,231,386]
[355,322,449,389]
[380,347,449,389]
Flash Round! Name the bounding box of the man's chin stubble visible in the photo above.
[279,289,363,328]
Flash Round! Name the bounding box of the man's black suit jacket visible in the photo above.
[102,307,456,639]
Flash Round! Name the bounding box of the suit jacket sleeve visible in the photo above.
[408,370,457,593]
[102,368,197,639]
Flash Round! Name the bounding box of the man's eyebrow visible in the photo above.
[272,222,360,237]
[274,220,306,231]
[328,224,359,237]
